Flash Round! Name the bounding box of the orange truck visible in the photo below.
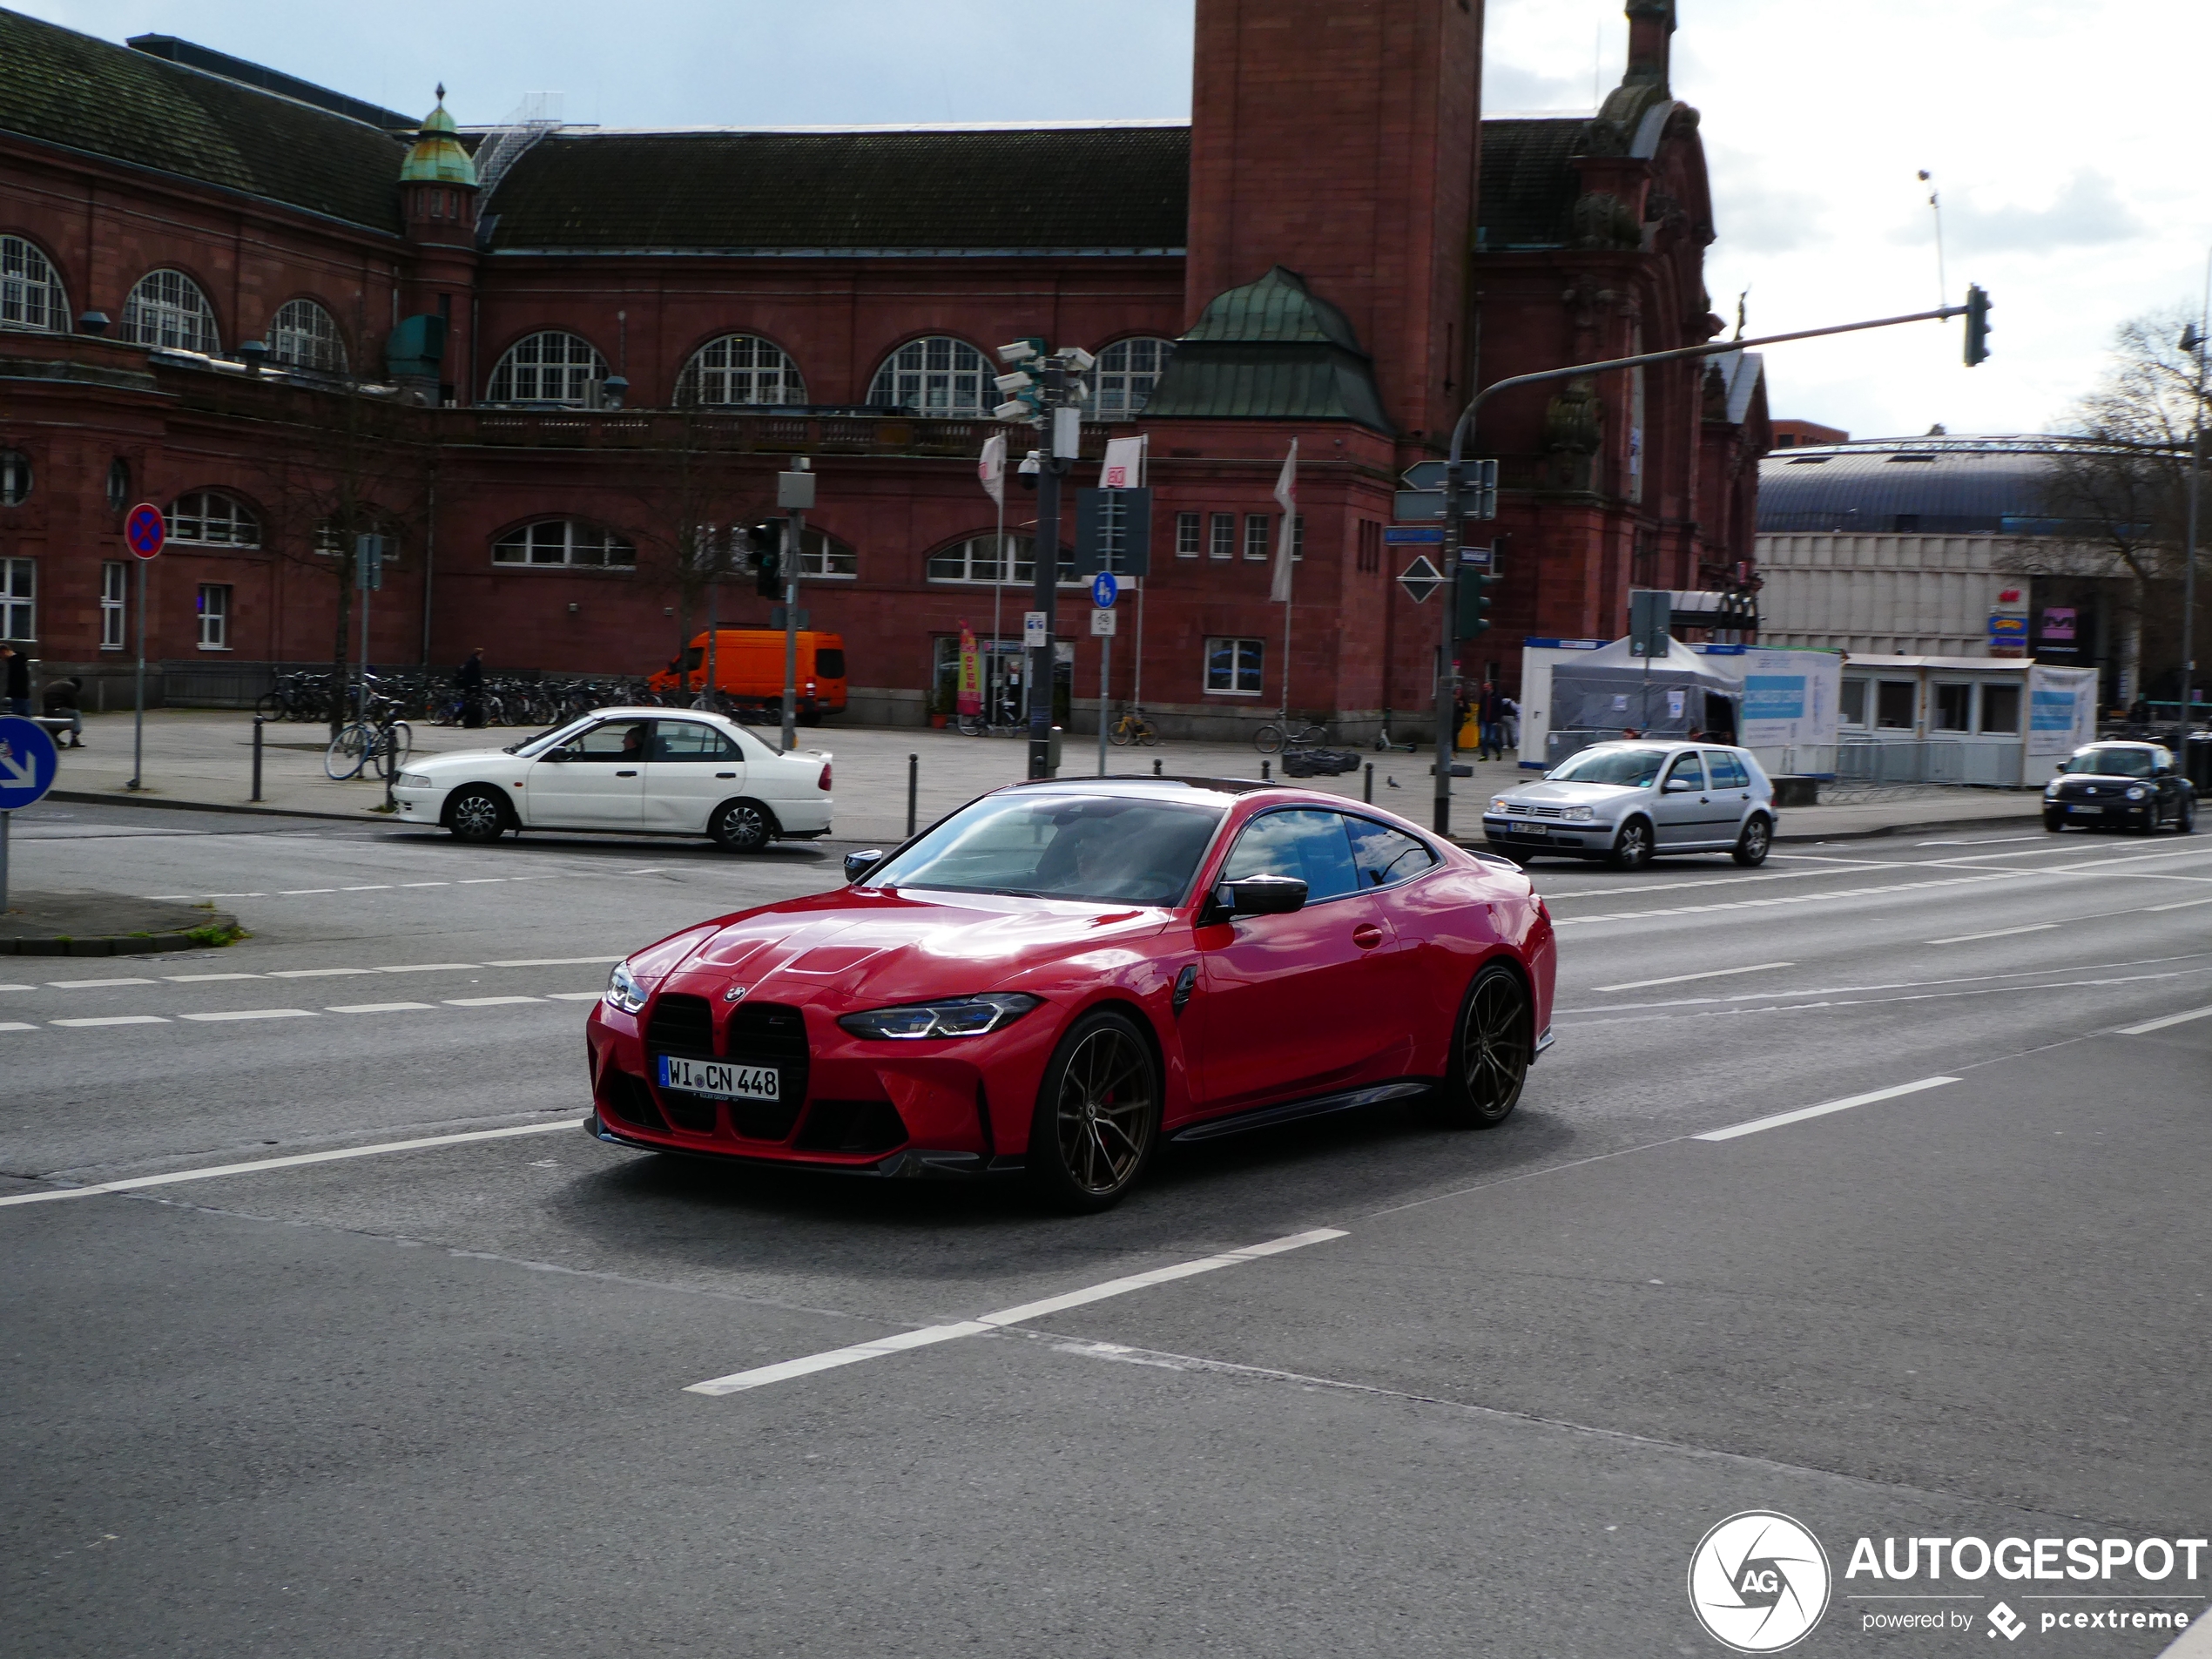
[648,629,847,722]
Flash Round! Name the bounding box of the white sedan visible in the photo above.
[391,708,833,852]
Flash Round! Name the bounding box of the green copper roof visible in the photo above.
[400,95,476,186]
[1140,266,1390,431]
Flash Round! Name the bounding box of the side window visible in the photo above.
[1345,817,1437,889]
[1664,753,1706,792]
[1706,752,1748,789]
[563,719,652,761]
[654,721,738,761]
[1219,809,1359,902]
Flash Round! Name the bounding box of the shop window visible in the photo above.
[1204,636,1264,696]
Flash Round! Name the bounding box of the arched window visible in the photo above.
[1095,336,1176,420]
[1,450,30,506]
[925,532,1076,586]
[1,236,69,334]
[268,299,347,373]
[122,270,220,354]
[165,491,260,547]
[492,520,636,569]
[868,336,996,415]
[678,335,805,406]
[485,332,609,407]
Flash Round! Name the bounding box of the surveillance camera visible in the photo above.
[994,370,1034,393]
[997,341,1039,365]
[1055,347,1096,372]
[993,400,1033,421]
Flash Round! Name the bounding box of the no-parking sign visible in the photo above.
[125,502,165,559]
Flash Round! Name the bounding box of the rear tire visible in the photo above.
[1608,817,1654,871]
[709,798,775,853]
[447,786,508,844]
[1253,725,1285,755]
[1730,814,1773,867]
[2179,793,2197,834]
[1026,1009,1160,1213]
[1424,962,1530,1130]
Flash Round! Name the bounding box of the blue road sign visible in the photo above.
[1382,526,1444,544]
[0,716,59,810]
[1091,571,1119,609]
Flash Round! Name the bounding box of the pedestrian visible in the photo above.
[1477,679,1506,761]
[42,674,84,746]
[0,644,28,717]
[1501,693,1521,752]
[1453,684,1472,753]
[455,644,485,729]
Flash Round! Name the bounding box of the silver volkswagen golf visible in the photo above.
[1481,741,1777,869]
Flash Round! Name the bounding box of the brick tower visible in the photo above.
[1184,0,1484,443]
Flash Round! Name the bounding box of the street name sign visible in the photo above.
[1382,526,1444,545]
[1396,555,1445,604]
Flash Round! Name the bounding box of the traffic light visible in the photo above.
[1963,284,1992,368]
[747,519,785,597]
[1456,566,1500,637]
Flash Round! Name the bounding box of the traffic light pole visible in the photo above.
[1429,300,1977,835]
[781,509,804,753]
[1028,413,1062,781]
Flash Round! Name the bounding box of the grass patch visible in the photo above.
[184,920,246,949]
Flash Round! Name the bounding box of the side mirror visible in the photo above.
[1213,873,1309,917]
[844,849,885,884]
[1663,777,1696,793]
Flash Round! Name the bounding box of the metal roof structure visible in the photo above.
[1756,435,2135,536]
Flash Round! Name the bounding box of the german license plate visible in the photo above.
[1502,822,1547,838]
[657,1054,778,1101]
[2067,804,2104,814]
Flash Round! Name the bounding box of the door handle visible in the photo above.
[1352,922,1385,950]
[716,772,736,779]
[615,770,638,778]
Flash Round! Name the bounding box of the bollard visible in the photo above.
[906,752,918,839]
[1364,762,1373,804]
[1261,759,1271,782]
[252,715,265,802]
[1152,758,1162,777]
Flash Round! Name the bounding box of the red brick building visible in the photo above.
[0,0,1764,738]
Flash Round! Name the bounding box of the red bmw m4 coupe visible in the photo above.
[585,777,1556,1211]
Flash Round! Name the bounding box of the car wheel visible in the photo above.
[1730,814,1773,867]
[2134,801,2161,836]
[2043,812,2066,833]
[709,798,775,853]
[2179,792,2197,834]
[447,786,508,844]
[1608,818,1654,871]
[1426,961,1530,1130]
[1026,1008,1159,1213]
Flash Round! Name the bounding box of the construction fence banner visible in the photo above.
[2025,664,2099,756]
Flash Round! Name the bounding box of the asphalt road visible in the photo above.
[4,801,2208,1657]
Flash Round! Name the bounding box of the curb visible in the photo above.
[2,908,242,958]
[1775,813,2045,844]
[48,789,377,826]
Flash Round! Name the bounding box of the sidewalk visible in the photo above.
[40,710,2045,846]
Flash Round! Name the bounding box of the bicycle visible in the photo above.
[1109,705,1161,746]
[325,698,413,781]
[1253,718,1328,755]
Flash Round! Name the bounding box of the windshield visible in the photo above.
[867,792,1225,907]
[2063,747,2155,778]
[507,718,594,758]
[1545,745,1670,787]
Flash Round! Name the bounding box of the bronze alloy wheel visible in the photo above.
[1031,1012,1159,1211]
[1433,963,1530,1129]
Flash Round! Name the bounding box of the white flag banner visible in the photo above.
[1270,439,1298,604]
[978,431,1006,506]
[1100,434,1146,490]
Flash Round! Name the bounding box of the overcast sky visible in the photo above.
[19,0,2206,442]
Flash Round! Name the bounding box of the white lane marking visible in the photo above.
[1917,834,2044,846]
[165,973,265,982]
[0,1021,35,1031]
[484,956,623,968]
[444,995,542,1007]
[144,894,194,900]
[685,1227,1349,1397]
[1549,870,2029,925]
[49,1015,171,1028]
[46,977,157,989]
[372,963,479,974]
[267,968,375,979]
[278,887,338,895]
[1558,949,2212,1015]
[1925,923,2060,946]
[456,878,508,884]
[327,1001,437,1014]
[0,982,35,991]
[342,885,392,892]
[0,1121,578,1210]
[545,991,605,1001]
[1593,961,1793,993]
[401,881,449,887]
[2117,1005,2212,1036]
[2147,896,2212,912]
[178,1008,318,1022]
[202,892,266,898]
[1696,1076,1959,1142]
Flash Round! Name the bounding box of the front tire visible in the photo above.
[323,725,368,780]
[1026,1009,1160,1212]
[1253,724,1285,755]
[447,786,509,843]
[709,799,775,853]
[1731,814,1773,867]
[2178,792,2197,834]
[2044,811,2066,833]
[1608,817,1655,870]
[1426,962,1531,1130]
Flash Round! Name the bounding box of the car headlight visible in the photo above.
[399,772,437,790]
[2127,785,2148,800]
[1488,797,1512,814]
[1561,806,1595,821]
[604,960,650,1015]
[837,993,1042,1041]
[2044,781,2061,798]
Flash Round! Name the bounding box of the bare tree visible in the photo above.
[620,388,769,685]
[252,380,435,732]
